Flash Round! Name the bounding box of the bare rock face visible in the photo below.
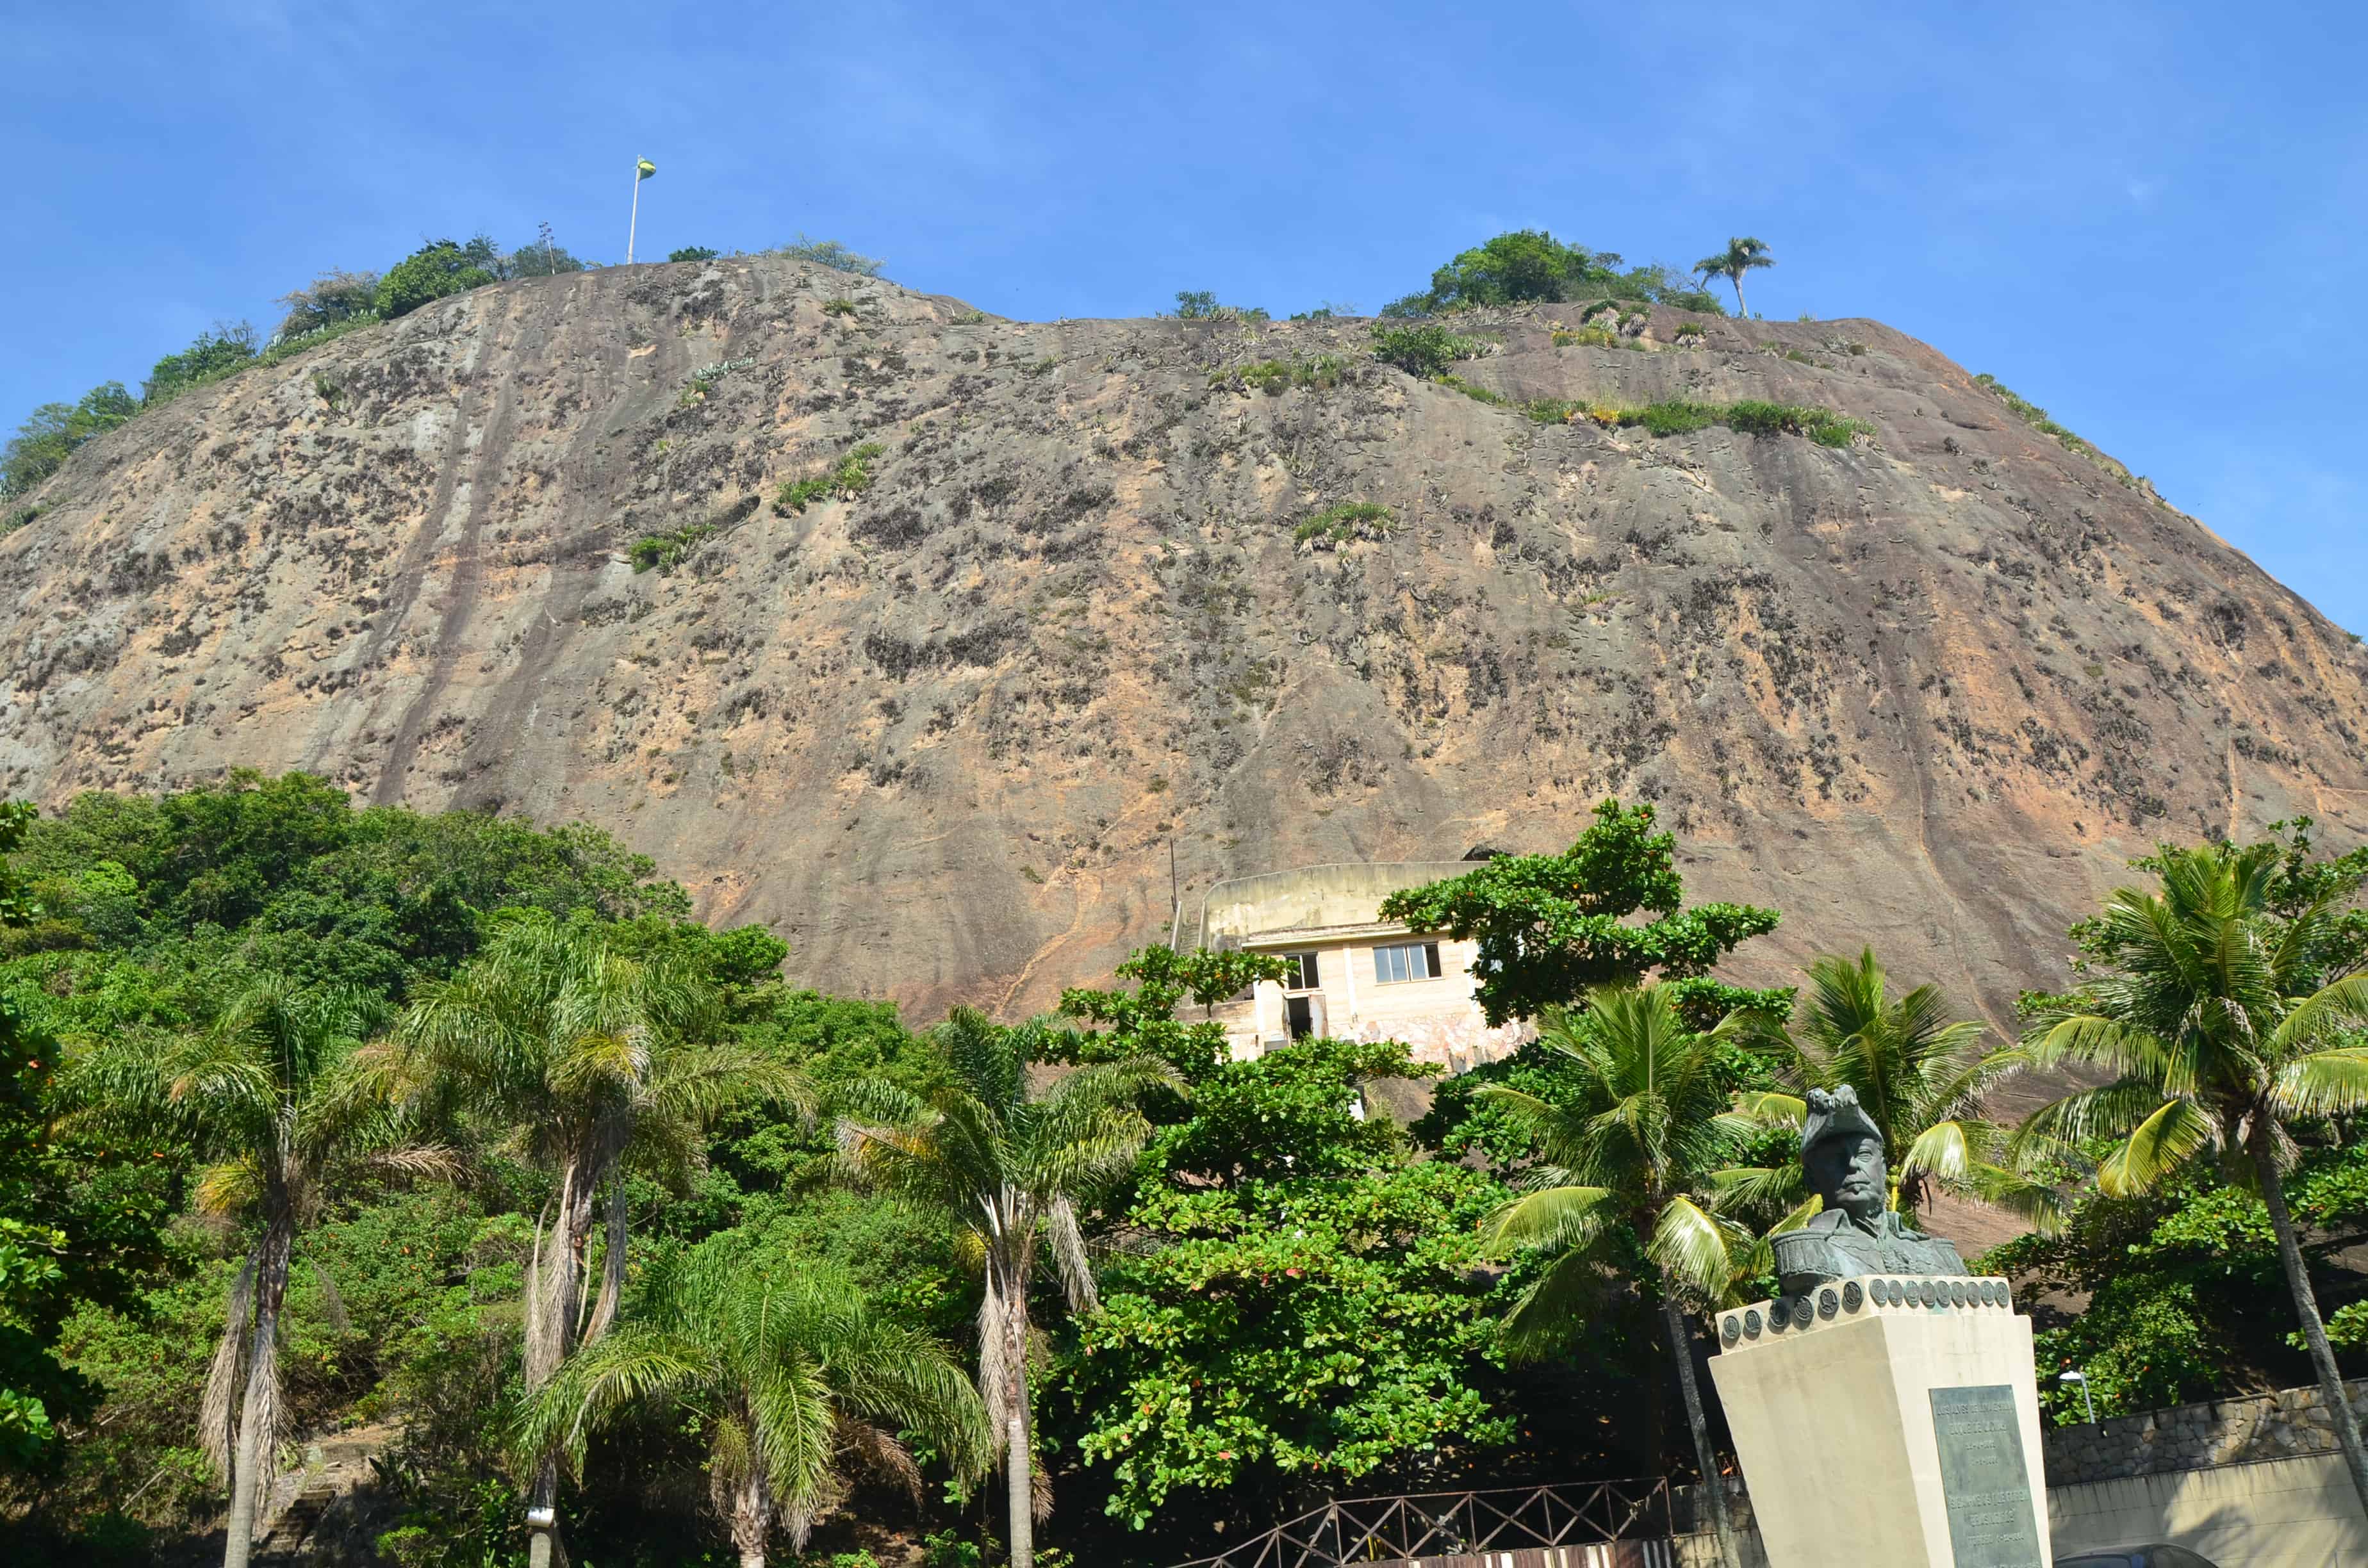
[4,258,2363,1028]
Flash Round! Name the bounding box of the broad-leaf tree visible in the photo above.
[1379,799,1787,1027]
[69,975,441,1568]
[1693,238,1774,318]
[1732,949,2059,1230]
[520,1245,985,1567]
[835,1007,1171,1568]
[1474,986,1757,1568]
[2016,840,2368,1515]
[392,916,805,1568]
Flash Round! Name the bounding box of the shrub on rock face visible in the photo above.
[374,240,500,320]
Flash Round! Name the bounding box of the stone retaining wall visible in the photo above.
[2041,1377,2368,1485]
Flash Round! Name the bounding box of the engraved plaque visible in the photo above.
[1930,1385,2044,1568]
[1842,1280,1863,1313]
[1818,1287,1838,1319]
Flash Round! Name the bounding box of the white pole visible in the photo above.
[627,163,642,265]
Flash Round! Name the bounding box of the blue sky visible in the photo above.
[7,1,2364,632]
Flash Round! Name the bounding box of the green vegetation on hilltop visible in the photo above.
[1383,230,1727,318]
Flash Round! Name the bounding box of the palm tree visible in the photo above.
[69,976,447,1568]
[2018,842,2368,1514]
[1693,237,1773,318]
[835,1007,1172,1568]
[518,1246,987,1567]
[1474,985,1756,1568]
[391,918,807,1568]
[1731,949,2060,1230]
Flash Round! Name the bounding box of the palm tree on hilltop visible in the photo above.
[1695,237,1774,317]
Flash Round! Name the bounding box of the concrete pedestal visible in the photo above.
[1709,1277,2050,1568]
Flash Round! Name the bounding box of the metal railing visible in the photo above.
[1163,1476,1672,1568]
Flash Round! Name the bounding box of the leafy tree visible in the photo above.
[1693,238,1774,318]
[391,917,805,1568]
[271,270,382,342]
[835,1008,1171,1568]
[1731,949,2056,1229]
[1,384,139,499]
[1984,1144,2368,1425]
[65,976,439,1568]
[1383,231,1727,317]
[143,324,259,406]
[1379,799,1788,1027]
[374,240,500,320]
[0,801,74,1469]
[668,247,723,263]
[1048,945,1285,1076]
[1058,1037,1517,1535]
[520,1244,985,1567]
[1473,986,1757,1568]
[2016,838,2368,1515]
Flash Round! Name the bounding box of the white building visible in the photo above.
[1197,862,1531,1070]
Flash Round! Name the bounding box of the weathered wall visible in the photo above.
[2043,1378,2368,1485]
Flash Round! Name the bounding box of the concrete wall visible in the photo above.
[2043,1378,2368,1485]
[2048,1452,2368,1565]
[1197,862,1474,945]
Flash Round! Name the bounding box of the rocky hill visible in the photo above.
[5,256,2364,1028]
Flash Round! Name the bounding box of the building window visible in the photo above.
[1280,951,1320,992]
[1374,941,1443,984]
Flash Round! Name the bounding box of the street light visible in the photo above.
[2059,1369,2096,1424]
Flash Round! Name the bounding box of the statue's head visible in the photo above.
[1802,1085,1887,1223]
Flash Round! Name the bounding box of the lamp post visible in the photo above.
[2060,1369,2096,1425]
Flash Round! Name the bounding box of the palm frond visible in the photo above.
[2098,1097,2217,1195]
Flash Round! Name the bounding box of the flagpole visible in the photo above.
[627,161,642,265]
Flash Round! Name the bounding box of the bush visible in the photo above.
[142,324,259,405]
[1391,230,1730,316]
[667,246,721,263]
[374,240,499,319]
[1,384,138,499]
[768,234,885,276]
[773,442,885,515]
[629,524,715,574]
[272,269,381,343]
[1369,323,1490,377]
[1552,327,1616,347]
[1292,501,1394,548]
[1215,355,1349,394]
[821,298,858,318]
[1169,290,1269,322]
[1438,375,1507,407]
[1673,321,1706,339]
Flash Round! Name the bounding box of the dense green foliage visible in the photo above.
[1,384,139,499]
[4,772,2365,1564]
[1381,801,1789,1029]
[143,325,260,406]
[1383,231,1726,318]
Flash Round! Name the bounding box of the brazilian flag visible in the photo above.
[636,158,656,180]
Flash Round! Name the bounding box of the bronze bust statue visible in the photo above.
[1772,1085,1968,1299]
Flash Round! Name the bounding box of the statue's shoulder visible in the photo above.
[1798,1206,1848,1234]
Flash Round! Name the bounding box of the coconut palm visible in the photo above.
[69,975,447,1568]
[390,917,807,1568]
[519,1245,987,1567]
[835,1007,1172,1568]
[1474,984,1757,1568]
[2017,842,2368,1514]
[1729,949,2060,1230]
[1692,237,1773,318]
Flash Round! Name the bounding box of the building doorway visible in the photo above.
[1285,994,1315,1040]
